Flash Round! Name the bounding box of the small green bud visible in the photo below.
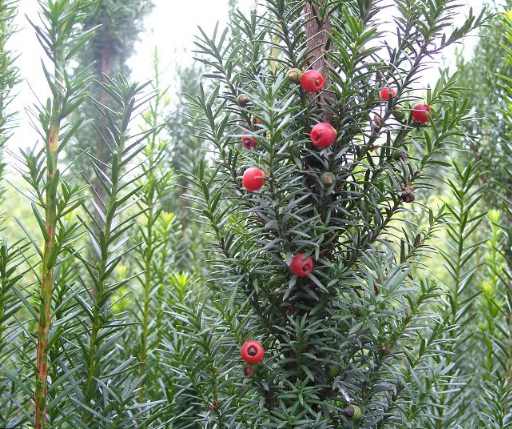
[287,68,303,83]
[238,94,250,106]
[320,172,336,186]
[392,105,406,121]
[393,151,407,161]
[244,367,255,378]
[327,363,340,377]
[401,185,415,203]
[380,344,393,355]
[344,405,362,420]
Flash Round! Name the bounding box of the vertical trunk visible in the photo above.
[139,205,153,401]
[92,50,111,209]
[34,84,61,429]
[303,0,332,89]
[83,139,122,422]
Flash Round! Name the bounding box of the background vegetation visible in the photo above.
[1,0,512,428]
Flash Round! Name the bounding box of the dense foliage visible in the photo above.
[0,0,18,219]
[173,1,484,427]
[3,0,512,428]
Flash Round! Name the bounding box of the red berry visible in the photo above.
[242,167,265,191]
[242,135,257,150]
[290,253,314,277]
[301,70,324,93]
[379,87,396,101]
[240,340,265,364]
[310,122,336,147]
[412,103,431,124]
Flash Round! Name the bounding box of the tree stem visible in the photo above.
[34,78,61,429]
[303,0,333,102]
[139,205,153,401]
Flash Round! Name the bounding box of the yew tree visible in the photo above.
[163,0,486,428]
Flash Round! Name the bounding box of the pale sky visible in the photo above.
[7,0,485,153]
